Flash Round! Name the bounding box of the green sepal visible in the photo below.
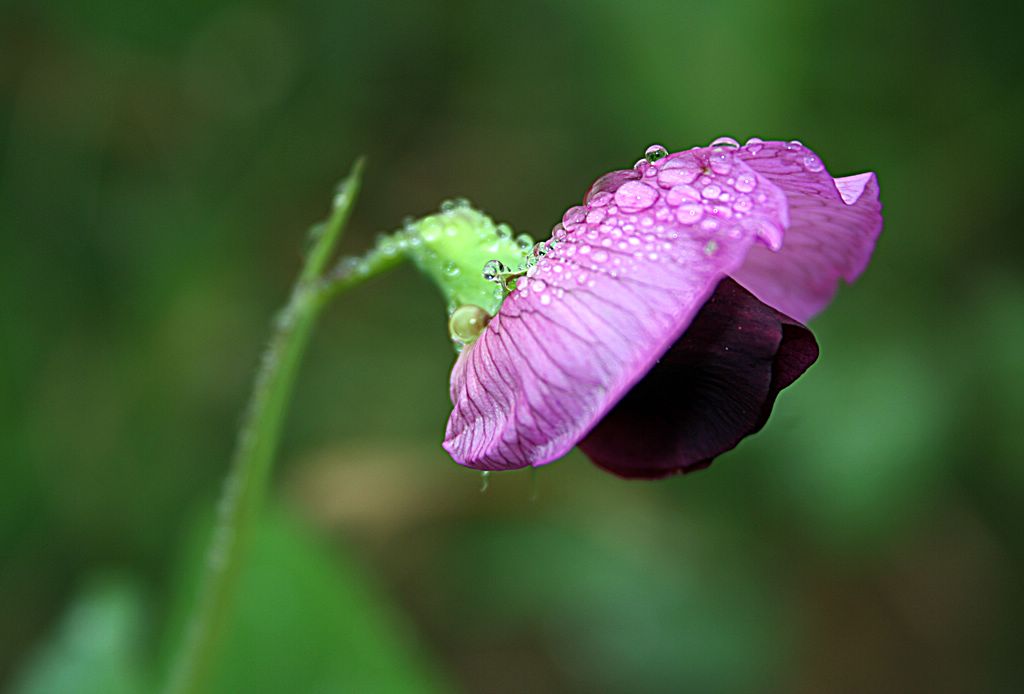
[403,201,532,316]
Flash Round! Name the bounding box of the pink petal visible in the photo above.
[732,140,883,322]
[444,152,790,470]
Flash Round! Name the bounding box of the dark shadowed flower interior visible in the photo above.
[579,277,818,478]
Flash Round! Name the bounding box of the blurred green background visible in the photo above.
[2,1,1023,692]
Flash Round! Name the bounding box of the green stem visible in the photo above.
[163,160,391,694]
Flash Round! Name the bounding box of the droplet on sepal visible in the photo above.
[482,259,509,283]
[449,304,491,345]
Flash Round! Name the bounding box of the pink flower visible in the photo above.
[444,138,882,478]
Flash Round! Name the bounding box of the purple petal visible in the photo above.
[732,140,883,322]
[444,151,791,471]
[578,278,818,479]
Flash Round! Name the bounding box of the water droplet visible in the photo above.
[786,140,803,151]
[709,150,732,174]
[676,204,704,224]
[734,173,757,193]
[449,304,491,345]
[657,157,700,186]
[592,250,609,263]
[443,261,459,277]
[614,181,659,212]
[589,191,613,208]
[702,184,722,199]
[480,471,490,493]
[539,293,552,305]
[666,184,700,206]
[586,208,605,224]
[515,233,534,251]
[439,199,457,213]
[734,195,753,212]
[482,259,509,282]
[644,144,668,163]
[710,136,740,148]
[801,155,824,172]
[745,137,763,145]
[495,224,512,240]
[376,234,400,256]
[704,240,719,256]
[562,206,586,230]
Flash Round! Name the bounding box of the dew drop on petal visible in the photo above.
[591,250,609,264]
[585,208,605,224]
[676,203,704,224]
[702,184,722,199]
[710,155,732,175]
[801,154,824,172]
[734,173,757,193]
[666,184,700,206]
[710,136,740,148]
[614,181,659,212]
[657,157,700,186]
[744,136,764,154]
[562,206,586,230]
[644,144,669,163]
[589,191,613,208]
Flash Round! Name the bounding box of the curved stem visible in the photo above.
[163,160,393,694]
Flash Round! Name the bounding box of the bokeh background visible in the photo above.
[2,1,1023,692]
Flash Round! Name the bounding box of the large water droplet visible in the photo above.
[666,184,700,206]
[801,154,824,172]
[657,156,700,187]
[710,136,740,148]
[562,206,586,230]
[482,259,509,282]
[701,184,722,199]
[515,233,534,251]
[644,144,668,163]
[676,203,704,225]
[495,224,512,240]
[709,150,732,174]
[449,304,491,345]
[734,173,757,193]
[614,181,659,212]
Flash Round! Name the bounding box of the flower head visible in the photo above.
[442,137,882,477]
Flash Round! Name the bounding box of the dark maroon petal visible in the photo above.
[578,278,818,479]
